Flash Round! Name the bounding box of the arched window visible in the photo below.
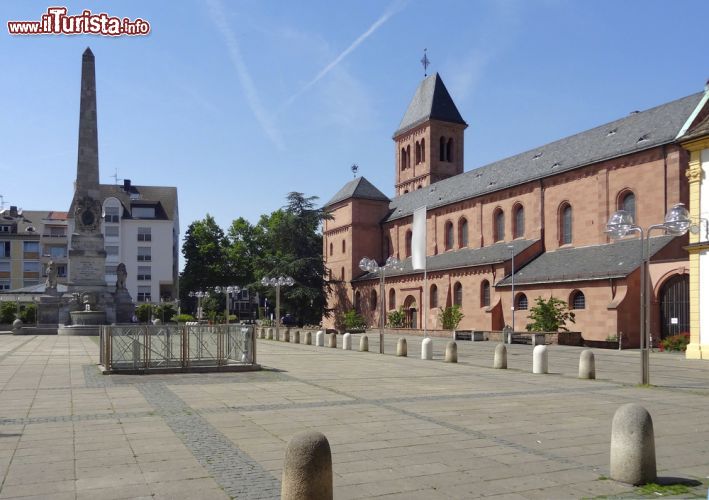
[453,282,463,306]
[400,148,406,171]
[571,290,585,310]
[342,240,346,253]
[439,136,445,161]
[430,284,438,308]
[371,289,378,310]
[421,138,425,163]
[329,242,333,256]
[415,141,421,165]
[620,191,636,222]
[405,230,412,258]
[404,189,409,194]
[458,218,469,248]
[446,138,453,162]
[406,145,411,168]
[513,205,525,239]
[417,185,422,190]
[389,288,396,310]
[354,291,361,313]
[481,280,490,307]
[516,293,528,310]
[445,221,454,250]
[341,267,345,280]
[494,209,505,242]
[560,203,573,245]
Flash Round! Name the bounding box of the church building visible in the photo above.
[323,73,709,346]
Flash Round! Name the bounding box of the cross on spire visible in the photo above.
[421,48,430,77]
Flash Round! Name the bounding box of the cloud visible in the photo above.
[285,0,407,107]
[207,0,284,149]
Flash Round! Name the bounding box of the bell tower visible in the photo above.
[393,73,467,196]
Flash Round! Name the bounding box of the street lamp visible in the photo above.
[359,255,404,354]
[606,203,691,385]
[214,285,241,325]
[260,276,294,340]
[507,245,515,337]
[188,290,209,320]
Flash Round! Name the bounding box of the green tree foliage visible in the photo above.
[342,309,366,332]
[525,297,575,332]
[387,307,406,328]
[438,305,464,330]
[135,303,154,323]
[155,304,177,323]
[0,302,17,323]
[19,304,36,324]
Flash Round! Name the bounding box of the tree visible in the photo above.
[526,297,575,332]
[0,302,17,323]
[438,305,464,330]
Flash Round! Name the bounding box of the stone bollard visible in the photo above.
[342,333,352,350]
[421,337,433,360]
[152,318,162,325]
[493,343,507,369]
[328,333,337,348]
[267,328,274,340]
[294,331,300,344]
[316,331,324,347]
[11,319,23,336]
[397,338,407,357]
[579,349,595,379]
[359,335,369,352]
[305,331,312,345]
[445,341,458,363]
[532,345,548,374]
[610,403,656,485]
[259,327,265,339]
[284,328,290,343]
[281,430,333,500]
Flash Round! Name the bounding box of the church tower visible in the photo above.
[393,73,467,196]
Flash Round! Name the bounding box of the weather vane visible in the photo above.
[421,48,430,77]
[351,164,359,177]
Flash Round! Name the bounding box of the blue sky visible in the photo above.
[2,0,708,269]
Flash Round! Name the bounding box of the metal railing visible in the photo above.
[100,323,257,373]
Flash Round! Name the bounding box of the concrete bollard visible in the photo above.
[445,341,458,363]
[360,335,369,352]
[493,343,507,369]
[397,338,407,357]
[267,327,273,340]
[532,345,548,374]
[259,327,265,339]
[305,331,312,345]
[294,331,300,344]
[342,333,352,350]
[316,331,324,347]
[579,349,595,379]
[281,430,333,500]
[284,328,290,343]
[328,333,337,348]
[421,337,433,360]
[610,403,656,485]
[11,319,23,336]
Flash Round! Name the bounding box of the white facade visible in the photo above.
[700,148,709,346]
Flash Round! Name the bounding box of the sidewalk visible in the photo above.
[0,333,708,499]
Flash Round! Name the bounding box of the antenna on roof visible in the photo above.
[110,167,123,185]
[0,195,6,211]
[421,48,430,78]
[351,164,359,178]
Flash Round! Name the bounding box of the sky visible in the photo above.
[2,0,708,270]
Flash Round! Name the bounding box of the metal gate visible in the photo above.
[659,274,689,339]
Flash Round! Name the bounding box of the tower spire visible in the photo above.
[421,48,430,78]
[75,47,99,198]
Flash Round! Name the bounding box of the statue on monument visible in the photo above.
[45,260,58,290]
[116,263,127,290]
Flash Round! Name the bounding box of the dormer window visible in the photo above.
[132,206,156,219]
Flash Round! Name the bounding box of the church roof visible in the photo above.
[386,91,704,222]
[324,177,390,208]
[495,235,675,287]
[680,110,709,141]
[394,73,467,137]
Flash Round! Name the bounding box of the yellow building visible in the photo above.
[680,84,709,359]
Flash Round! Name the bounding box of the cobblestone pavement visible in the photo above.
[1,332,708,499]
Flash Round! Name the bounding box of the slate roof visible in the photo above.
[394,73,467,137]
[495,236,675,287]
[353,239,538,281]
[324,177,390,208]
[385,91,704,222]
[68,184,178,221]
[4,283,69,294]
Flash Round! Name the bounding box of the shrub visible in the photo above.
[0,302,17,323]
[438,305,464,330]
[19,304,36,324]
[387,307,406,328]
[526,297,575,332]
[155,304,177,323]
[660,333,689,352]
[173,313,195,323]
[135,303,154,323]
[342,309,366,332]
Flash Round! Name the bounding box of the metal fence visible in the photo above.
[99,324,257,373]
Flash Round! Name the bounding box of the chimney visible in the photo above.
[9,206,17,217]
[123,179,132,191]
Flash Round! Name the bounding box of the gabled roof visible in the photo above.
[394,73,467,137]
[680,111,709,142]
[386,91,704,222]
[324,177,390,208]
[495,236,675,287]
[354,239,538,281]
[69,184,178,221]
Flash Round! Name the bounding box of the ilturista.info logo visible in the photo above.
[7,7,150,36]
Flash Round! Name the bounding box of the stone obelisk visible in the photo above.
[68,48,107,294]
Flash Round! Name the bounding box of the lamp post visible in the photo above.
[261,276,294,340]
[507,245,516,337]
[214,285,241,325]
[359,255,404,354]
[606,203,691,385]
[188,290,208,321]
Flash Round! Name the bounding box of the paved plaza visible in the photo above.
[0,332,708,499]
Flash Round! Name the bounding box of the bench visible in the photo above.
[508,333,546,345]
[454,330,486,341]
